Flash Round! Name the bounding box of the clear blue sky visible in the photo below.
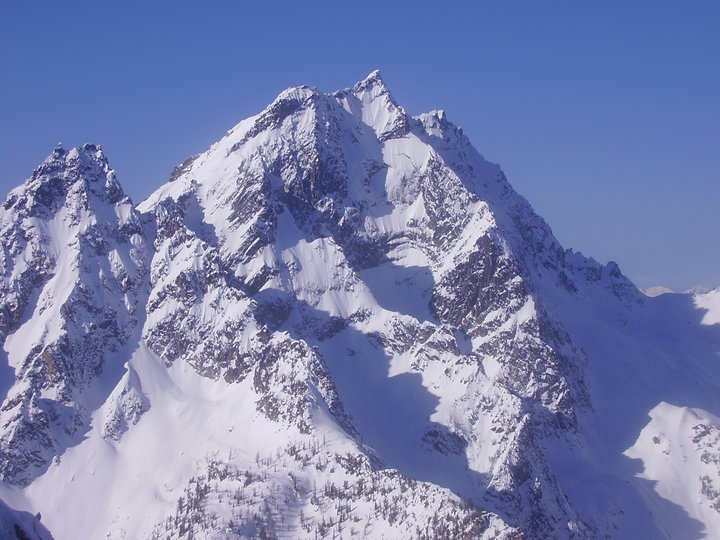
[1,1,718,291]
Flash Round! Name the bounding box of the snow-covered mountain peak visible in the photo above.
[332,69,409,142]
[1,74,719,539]
[0,141,147,487]
[355,68,384,87]
[415,109,461,141]
[347,69,392,102]
[276,83,317,99]
[3,143,127,222]
[34,142,113,186]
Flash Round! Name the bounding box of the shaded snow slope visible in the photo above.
[0,498,53,540]
[0,72,718,539]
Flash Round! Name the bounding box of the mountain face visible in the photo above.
[0,72,718,539]
[0,144,147,485]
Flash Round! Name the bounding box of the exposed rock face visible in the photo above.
[0,73,718,539]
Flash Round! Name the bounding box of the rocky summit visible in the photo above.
[0,72,719,539]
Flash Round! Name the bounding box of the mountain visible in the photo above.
[0,72,718,539]
[641,286,674,297]
[686,285,712,296]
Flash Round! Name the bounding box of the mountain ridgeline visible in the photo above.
[1,72,719,539]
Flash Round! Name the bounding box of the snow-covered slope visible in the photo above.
[695,287,720,325]
[0,72,718,539]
